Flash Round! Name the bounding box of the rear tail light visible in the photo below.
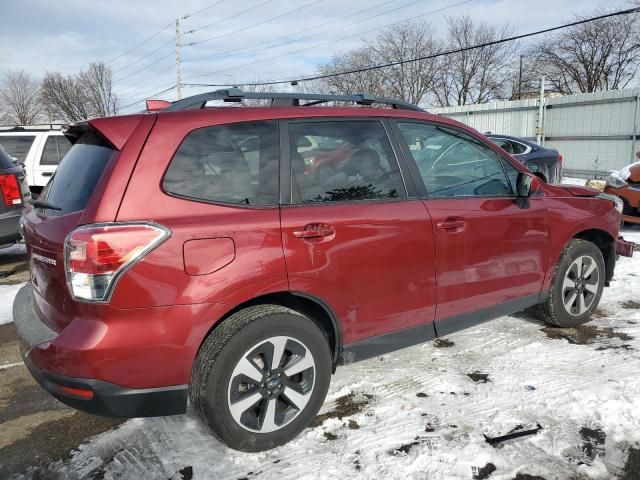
[64,223,170,302]
[557,154,563,164]
[0,173,22,206]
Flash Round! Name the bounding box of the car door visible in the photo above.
[279,119,437,350]
[394,121,548,334]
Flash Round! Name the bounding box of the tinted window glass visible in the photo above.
[41,132,115,216]
[41,135,72,165]
[398,122,512,198]
[509,140,528,155]
[0,135,35,162]
[491,138,513,153]
[163,121,279,205]
[290,121,405,203]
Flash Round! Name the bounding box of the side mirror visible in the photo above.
[516,172,540,198]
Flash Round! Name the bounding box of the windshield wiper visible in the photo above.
[29,199,62,211]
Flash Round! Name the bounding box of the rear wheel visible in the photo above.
[190,305,331,452]
[535,239,605,327]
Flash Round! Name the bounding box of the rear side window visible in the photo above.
[0,135,35,162]
[40,132,115,216]
[289,121,405,203]
[41,135,72,165]
[163,121,279,205]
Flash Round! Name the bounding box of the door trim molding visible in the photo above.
[340,292,546,364]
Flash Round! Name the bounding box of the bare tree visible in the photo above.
[433,15,517,106]
[317,21,442,106]
[41,72,92,122]
[533,9,640,94]
[0,70,42,125]
[41,62,118,122]
[80,63,119,117]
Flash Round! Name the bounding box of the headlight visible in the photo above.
[605,171,627,188]
[597,192,624,213]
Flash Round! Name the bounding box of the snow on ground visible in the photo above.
[0,243,27,325]
[7,228,640,479]
[0,283,24,325]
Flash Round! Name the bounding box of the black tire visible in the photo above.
[535,239,605,327]
[189,305,332,452]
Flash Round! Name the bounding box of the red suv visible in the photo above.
[13,90,634,452]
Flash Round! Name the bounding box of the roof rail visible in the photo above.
[0,124,64,132]
[162,89,425,112]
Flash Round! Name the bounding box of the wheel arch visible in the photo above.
[572,228,616,284]
[196,291,343,368]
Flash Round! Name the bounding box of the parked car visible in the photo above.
[0,126,72,194]
[485,133,563,184]
[604,161,640,224]
[0,145,30,246]
[14,90,633,452]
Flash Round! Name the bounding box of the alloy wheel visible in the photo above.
[227,336,316,433]
[562,255,600,316]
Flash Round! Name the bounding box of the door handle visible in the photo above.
[293,223,335,239]
[437,217,466,232]
[42,172,53,177]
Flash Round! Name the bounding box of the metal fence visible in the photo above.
[430,88,640,178]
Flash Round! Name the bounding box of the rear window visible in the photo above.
[163,121,279,205]
[0,135,35,162]
[40,132,116,216]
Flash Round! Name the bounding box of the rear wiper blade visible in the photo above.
[29,199,62,211]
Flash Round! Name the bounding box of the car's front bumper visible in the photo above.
[13,283,188,417]
[616,236,635,258]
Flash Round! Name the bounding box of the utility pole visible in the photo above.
[175,18,182,100]
[536,76,545,145]
[518,55,523,100]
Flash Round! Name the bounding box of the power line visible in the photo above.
[184,6,640,88]
[186,0,324,47]
[109,1,229,76]
[182,0,228,20]
[183,0,472,81]
[115,50,174,83]
[183,0,276,37]
[182,0,409,64]
[106,22,173,64]
[119,84,177,111]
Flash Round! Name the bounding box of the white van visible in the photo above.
[0,126,72,193]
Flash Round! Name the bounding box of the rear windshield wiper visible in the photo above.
[29,199,62,211]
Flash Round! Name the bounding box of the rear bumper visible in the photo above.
[13,283,190,417]
[0,206,22,244]
[22,352,187,417]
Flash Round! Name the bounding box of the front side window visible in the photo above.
[41,135,72,165]
[398,122,513,198]
[163,121,279,206]
[289,121,405,203]
[0,135,35,162]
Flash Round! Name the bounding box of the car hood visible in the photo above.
[560,185,600,197]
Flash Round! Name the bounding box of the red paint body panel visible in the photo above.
[183,238,236,276]
[280,200,436,344]
[18,105,625,395]
[425,197,548,320]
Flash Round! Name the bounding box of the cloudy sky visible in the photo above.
[0,0,631,111]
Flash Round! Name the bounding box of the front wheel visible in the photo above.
[190,305,332,452]
[535,239,605,327]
